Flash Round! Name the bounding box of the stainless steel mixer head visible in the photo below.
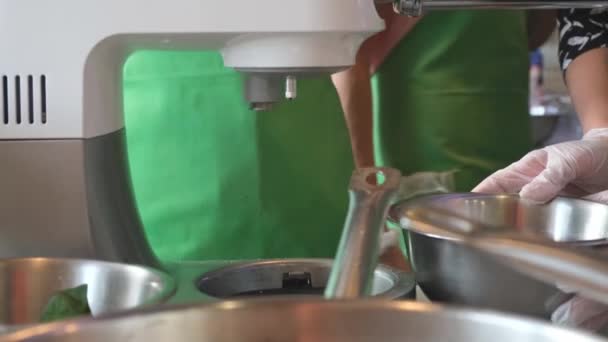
[240,67,346,112]
[379,0,608,17]
[242,73,299,111]
[4,299,608,342]
[252,0,607,109]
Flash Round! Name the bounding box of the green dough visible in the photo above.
[40,284,92,323]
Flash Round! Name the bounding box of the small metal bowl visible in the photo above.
[197,259,415,299]
[0,258,175,326]
[389,194,608,319]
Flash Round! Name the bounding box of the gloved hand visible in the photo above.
[552,295,608,334]
[473,128,608,203]
[475,128,608,334]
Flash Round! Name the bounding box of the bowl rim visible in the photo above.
[389,193,608,245]
[0,257,177,323]
[2,298,605,342]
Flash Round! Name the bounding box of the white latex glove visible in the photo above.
[475,128,608,333]
[552,295,608,333]
[473,128,608,203]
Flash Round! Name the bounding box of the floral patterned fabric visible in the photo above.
[558,8,608,70]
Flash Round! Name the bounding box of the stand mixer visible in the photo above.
[0,0,384,267]
[0,0,606,269]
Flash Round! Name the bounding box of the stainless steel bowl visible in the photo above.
[196,259,415,299]
[2,298,606,342]
[389,193,608,319]
[0,258,175,326]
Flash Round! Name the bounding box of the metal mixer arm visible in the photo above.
[390,0,608,16]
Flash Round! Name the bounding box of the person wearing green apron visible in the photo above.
[123,51,354,261]
[334,10,540,263]
[373,11,532,192]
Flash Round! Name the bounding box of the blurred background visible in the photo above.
[531,30,583,147]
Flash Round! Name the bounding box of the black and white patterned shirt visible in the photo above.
[558,8,608,71]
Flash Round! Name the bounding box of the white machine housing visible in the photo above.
[0,0,383,266]
[0,0,384,139]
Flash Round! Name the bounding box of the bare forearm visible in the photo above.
[332,5,418,168]
[332,65,375,168]
[566,48,608,133]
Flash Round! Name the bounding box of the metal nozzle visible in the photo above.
[285,76,297,101]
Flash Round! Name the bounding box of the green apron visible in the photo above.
[373,11,532,257]
[373,11,532,192]
[123,51,353,261]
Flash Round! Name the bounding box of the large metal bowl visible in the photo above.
[0,258,175,326]
[389,193,608,319]
[1,298,606,342]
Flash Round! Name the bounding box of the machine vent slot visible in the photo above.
[0,74,47,125]
[27,75,34,124]
[2,76,7,124]
[14,76,21,124]
[41,75,47,124]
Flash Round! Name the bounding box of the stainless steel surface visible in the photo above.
[159,260,416,306]
[402,203,608,305]
[410,231,560,318]
[400,193,608,245]
[196,259,415,299]
[325,167,401,299]
[85,131,161,267]
[471,235,608,305]
[0,258,174,326]
[240,68,348,110]
[4,299,608,342]
[394,0,608,16]
[0,140,91,258]
[163,261,234,305]
[390,193,608,319]
[0,131,159,267]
